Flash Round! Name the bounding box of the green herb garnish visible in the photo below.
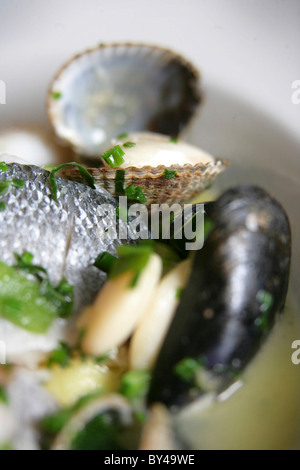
[52,91,62,100]
[0,181,11,196]
[101,145,125,169]
[169,137,178,144]
[0,253,73,333]
[0,386,8,405]
[176,287,183,300]
[117,133,128,140]
[0,162,9,172]
[174,357,204,383]
[49,163,95,203]
[70,411,124,450]
[41,390,104,435]
[0,202,6,211]
[115,169,125,195]
[119,369,150,400]
[256,290,274,331]
[110,244,153,288]
[125,184,146,204]
[11,179,25,189]
[47,342,72,368]
[94,252,117,274]
[123,141,136,148]
[162,169,177,179]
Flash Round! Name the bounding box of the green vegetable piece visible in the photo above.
[102,145,125,169]
[52,91,62,100]
[163,169,177,179]
[119,369,151,400]
[47,342,72,368]
[0,202,6,211]
[94,252,117,274]
[123,141,136,148]
[0,386,8,405]
[49,163,95,203]
[117,133,128,140]
[41,390,104,436]
[256,290,274,331]
[71,411,124,450]
[0,162,9,172]
[174,357,204,383]
[176,287,183,300]
[0,181,11,196]
[110,244,153,288]
[0,261,59,333]
[41,408,73,435]
[169,137,178,144]
[11,179,25,189]
[124,184,146,204]
[115,169,125,195]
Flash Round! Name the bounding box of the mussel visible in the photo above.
[147,186,291,409]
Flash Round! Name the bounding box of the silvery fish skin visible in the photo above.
[0,163,140,363]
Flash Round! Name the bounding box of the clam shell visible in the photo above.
[60,159,228,207]
[47,43,201,160]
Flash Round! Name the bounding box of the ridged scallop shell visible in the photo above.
[60,160,228,207]
[47,43,201,161]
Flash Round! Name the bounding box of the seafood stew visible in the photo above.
[0,42,299,450]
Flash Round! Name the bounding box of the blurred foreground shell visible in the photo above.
[47,43,201,160]
[61,159,228,207]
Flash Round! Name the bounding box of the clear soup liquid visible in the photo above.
[176,297,300,450]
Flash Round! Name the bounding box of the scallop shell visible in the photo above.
[47,43,201,161]
[60,159,228,207]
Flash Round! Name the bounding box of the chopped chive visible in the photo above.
[125,184,146,204]
[12,179,25,189]
[256,290,274,331]
[170,137,178,144]
[123,141,136,148]
[0,181,11,196]
[94,252,117,273]
[0,162,9,172]
[0,202,6,211]
[117,132,128,140]
[174,357,204,383]
[110,244,153,288]
[101,145,125,168]
[52,91,62,100]
[163,169,177,179]
[119,370,151,400]
[115,169,125,195]
[203,217,215,239]
[49,162,95,203]
[0,386,8,405]
[47,342,72,368]
[176,287,183,300]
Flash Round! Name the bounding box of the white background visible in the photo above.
[0,0,299,140]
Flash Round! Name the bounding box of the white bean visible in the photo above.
[129,259,191,370]
[81,254,162,356]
